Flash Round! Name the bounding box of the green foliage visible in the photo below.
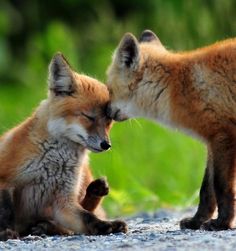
[0,0,235,216]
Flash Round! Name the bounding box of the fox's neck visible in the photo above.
[135,53,205,133]
[133,53,178,124]
[28,100,51,142]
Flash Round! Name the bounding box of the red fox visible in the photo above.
[106,30,236,231]
[0,53,127,238]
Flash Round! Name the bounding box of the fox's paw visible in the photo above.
[31,222,49,236]
[180,217,203,230]
[200,219,231,231]
[110,220,128,233]
[87,219,127,235]
[87,178,109,197]
[87,220,112,235]
[0,229,19,241]
[82,211,127,235]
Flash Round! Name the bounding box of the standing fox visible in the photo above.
[0,53,127,238]
[106,30,236,231]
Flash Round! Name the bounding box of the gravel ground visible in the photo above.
[1,208,236,251]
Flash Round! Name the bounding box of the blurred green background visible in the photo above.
[0,0,235,216]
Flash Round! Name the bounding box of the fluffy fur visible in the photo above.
[0,53,127,239]
[107,30,236,231]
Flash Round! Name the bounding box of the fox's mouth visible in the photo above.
[113,109,121,120]
[111,109,128,121]
[87,146,103,153]
[77,134,106,153]
[107,103,128,121]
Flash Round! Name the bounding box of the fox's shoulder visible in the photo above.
[0,115,45,182]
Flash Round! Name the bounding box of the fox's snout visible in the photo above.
[86,135,111,152]
[106,103,119,121]
[106,103,128,122]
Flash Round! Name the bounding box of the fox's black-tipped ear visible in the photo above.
[48,52,75,96]
[139,30,162,45]
[116,33,139,69]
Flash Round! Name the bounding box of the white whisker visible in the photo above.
[130,118,143,129]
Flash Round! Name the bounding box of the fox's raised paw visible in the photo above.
[87,178,109,197]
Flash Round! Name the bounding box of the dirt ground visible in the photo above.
[1,208,236,251]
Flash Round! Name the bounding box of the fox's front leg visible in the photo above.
[180,150,216,229]
[81,178,109,212]
[53,197,127,235]
[200,133,236,230]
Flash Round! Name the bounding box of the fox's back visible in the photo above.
[170,39,236,126]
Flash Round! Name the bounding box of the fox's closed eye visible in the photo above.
[81,112,96,122]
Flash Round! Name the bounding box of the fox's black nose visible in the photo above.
[100,141,111,150]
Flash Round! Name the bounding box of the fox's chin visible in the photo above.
[110,109,129,121]
[72,140,103,152]
[114,116,129,122]
[87,146,104,153]
[69,135,107,153]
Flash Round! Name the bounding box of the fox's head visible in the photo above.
[46,53,112,152]
[106,30,170,122]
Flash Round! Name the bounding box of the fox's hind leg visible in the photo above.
[180,149,216,229]
[30,220,73,236]
[26,178,110,237]
[200,133,236,230]
[53,195,127,235]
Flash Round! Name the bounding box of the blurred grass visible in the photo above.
[0,0,235,216]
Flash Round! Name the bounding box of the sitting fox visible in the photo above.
[0,53,127,238]
[106,30,236,231]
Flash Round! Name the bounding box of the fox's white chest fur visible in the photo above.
[15,138,87,217]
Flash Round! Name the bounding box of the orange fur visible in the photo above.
[0,52,127,237]
[107,30,236,231]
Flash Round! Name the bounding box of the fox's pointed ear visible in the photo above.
[115,33,139,69]
[139,30,162,46]
[48,52,76,96]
